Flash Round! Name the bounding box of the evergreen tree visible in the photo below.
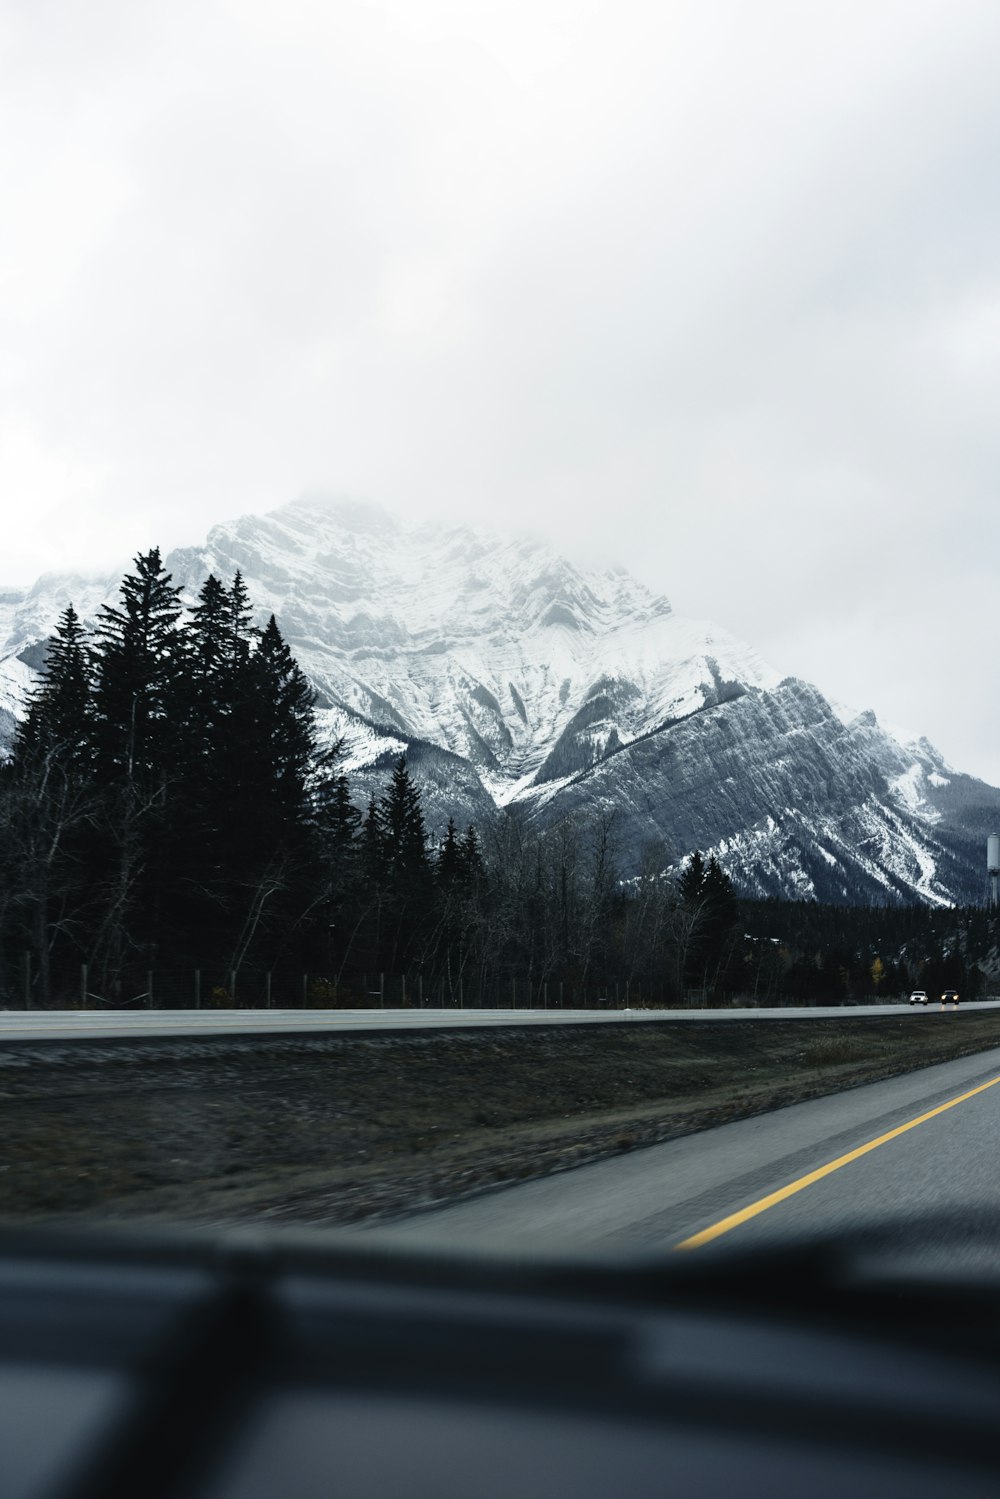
[163,575,236,930]
[379,755,427,879]
[437,817,461,884]
[321,771,362,852]
[204,573,262,854]
[676,850,740,991]
[188,612,317,964]
[679,850,707,904]
[179,574,232,772]
[79,552,183,982]
[250,615,316,825]
[5,605,99,1003]
[15,606,91,769]
[459,824,484,882]
[187,574,230,686]
[226,570,255,670]
[312,765,362,911]
[361,795,384,882]
[214,569,258,757]
[702,855,739,934]
[90,548,182,784]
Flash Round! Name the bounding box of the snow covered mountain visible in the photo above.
[2,496,997,904]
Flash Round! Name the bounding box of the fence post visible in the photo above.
[418,974,423,1007]
[459,974,463,1008]
[23,951,30,1009]
[401,973,406,1007]
[81,964,88,1009]
[265,971,271,1009]
[194,969,201,1008]
[303,973,308,1007]
[146,971,153,1010]
[379,973,385,1007]
[231,970,237,1005]
[511,976,516,1008]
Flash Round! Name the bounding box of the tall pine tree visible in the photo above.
[250,615,316,827]
[380,755,428,880]
[15,605,91,769]
[90,548,182,785]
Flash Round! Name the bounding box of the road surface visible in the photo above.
[1,999,999,1042]
[365,1044,1000,1265]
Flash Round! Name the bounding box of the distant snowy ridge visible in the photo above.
[2,495,997,905]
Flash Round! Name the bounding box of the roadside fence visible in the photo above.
[8,957,674,1011]
[5,954,920,1010]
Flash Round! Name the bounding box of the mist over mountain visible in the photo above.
[2,496,997,905]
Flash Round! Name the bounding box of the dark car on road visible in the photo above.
[941,989,960,1007]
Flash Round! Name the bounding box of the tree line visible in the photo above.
[739,898,996,1003]
[0,549,995,1007]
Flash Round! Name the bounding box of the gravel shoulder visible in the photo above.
[1,1009,999,1230]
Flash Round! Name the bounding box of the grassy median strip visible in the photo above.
[1,1009,999,1229]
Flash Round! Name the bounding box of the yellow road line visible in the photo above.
[676,1072,1000,1251]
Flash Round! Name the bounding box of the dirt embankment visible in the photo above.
[2,1010,999,1230]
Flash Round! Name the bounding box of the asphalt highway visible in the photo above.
[366,1044,1000,1266]
[1,999,999,1041]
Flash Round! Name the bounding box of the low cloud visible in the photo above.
[2,0,999,779]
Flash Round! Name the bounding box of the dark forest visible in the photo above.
[1,552,995,1009]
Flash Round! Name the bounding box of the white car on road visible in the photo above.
[908,990,929,1005]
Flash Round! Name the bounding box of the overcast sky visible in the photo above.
[2,0,999,781]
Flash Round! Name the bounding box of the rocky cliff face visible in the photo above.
[2,496,997,904]
[524,678,982,903]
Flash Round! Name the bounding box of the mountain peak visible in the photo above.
[1,497,996,904]
[284,494,402,536]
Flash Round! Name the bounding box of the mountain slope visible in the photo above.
[163,498,779,796]
[1,496,997,904]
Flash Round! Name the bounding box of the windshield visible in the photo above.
[1,0,1000,1293]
